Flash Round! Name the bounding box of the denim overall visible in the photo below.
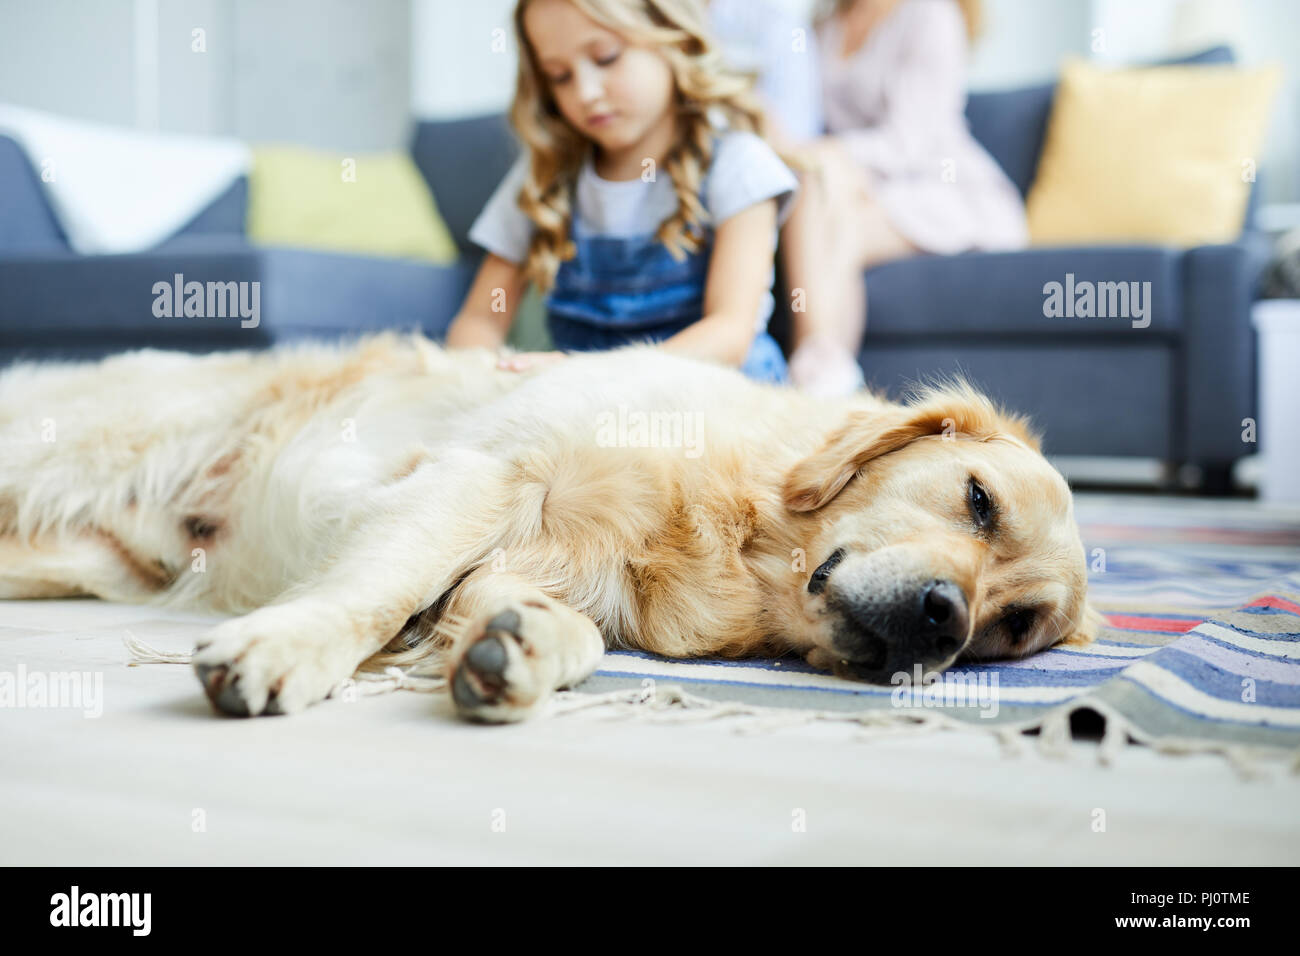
[545,218,789,384]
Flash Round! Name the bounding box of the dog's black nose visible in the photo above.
[829,576,973,684]
[918,580,969,657]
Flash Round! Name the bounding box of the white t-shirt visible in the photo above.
[468,130,798,334]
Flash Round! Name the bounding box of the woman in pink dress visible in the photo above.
[783,0,1028,396]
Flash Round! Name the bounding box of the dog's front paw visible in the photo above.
[193,605,355,717]
[449,606,563,724]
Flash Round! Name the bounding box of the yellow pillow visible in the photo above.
[248,146,457,263]
[1026,58,1280,246]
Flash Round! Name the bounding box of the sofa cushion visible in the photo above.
[257,247,473,339]
[173,176,248,237]
[964,83,1056,198]
[1,131,246,253]
[0,134,69,254]
[859,246,1184,337]
[248,147,458,263]
[1025,58,1280,246]
[858,342,1175,458]
[411,114,520,257]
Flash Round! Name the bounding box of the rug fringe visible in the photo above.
[123,630,192,665]
[121,634,1298,777]
[346,666,446,697]
[546,683,1299,780]
[120,635,449,696]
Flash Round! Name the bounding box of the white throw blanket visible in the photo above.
[0,104,251,254]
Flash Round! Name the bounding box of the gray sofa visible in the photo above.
[0,46,1269,491]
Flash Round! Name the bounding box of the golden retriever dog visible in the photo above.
[0,332,1100,721]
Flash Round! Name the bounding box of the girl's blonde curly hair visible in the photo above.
[510,0,770,293]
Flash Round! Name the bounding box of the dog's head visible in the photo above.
[783,381,1101,683]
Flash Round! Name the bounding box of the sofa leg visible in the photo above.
[1157,462,1181,493]
[1190,462,1237,496]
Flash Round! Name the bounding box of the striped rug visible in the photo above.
[566,493,1300,766]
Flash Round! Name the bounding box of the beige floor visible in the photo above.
[2,597,1298,865]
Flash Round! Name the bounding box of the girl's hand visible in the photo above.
[496,350,568,372]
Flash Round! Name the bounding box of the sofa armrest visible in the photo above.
[0,244,270,360]
[0,134,71,254]
[1179,233,1273,464]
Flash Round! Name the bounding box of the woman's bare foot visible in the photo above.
[789,335,865,397]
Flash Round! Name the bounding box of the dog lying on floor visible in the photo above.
[0,332,1100,721]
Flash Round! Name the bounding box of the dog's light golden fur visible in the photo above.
[0,332,1099,721]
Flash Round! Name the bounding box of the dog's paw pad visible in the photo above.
[195,660,260,717]
[195,661,251,717]
[485,609,533,653]
[191,608,353,717]
[453,634,514,712]
[486,609,521,635]
[450,604,559,722]
[263,677,288,716]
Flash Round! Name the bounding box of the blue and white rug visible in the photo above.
[560,495,1300,771]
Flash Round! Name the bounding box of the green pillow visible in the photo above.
[248,146,457,263]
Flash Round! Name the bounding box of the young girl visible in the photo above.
[444,0,798,383]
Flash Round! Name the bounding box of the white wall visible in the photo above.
[411,0,518,119]
[968,0,1091,88]
[229,0,411,150]
[156,0,235,136]
[0,0,137,126]
[1,0,1294,197]
[0,0,412,150]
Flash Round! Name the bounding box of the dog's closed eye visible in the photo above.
[967,477,996,531]
[1001,608,1035,645]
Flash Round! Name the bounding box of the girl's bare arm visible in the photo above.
[444,253,528,350]
[661,199,778,368]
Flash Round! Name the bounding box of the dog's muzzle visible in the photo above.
[815,554,971,682]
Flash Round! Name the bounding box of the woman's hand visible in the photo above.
[496,350,568,372]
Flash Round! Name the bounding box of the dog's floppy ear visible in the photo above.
[783,382,1039,512]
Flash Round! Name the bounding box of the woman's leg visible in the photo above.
[782,141,916,392]
[782,150,863,352]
